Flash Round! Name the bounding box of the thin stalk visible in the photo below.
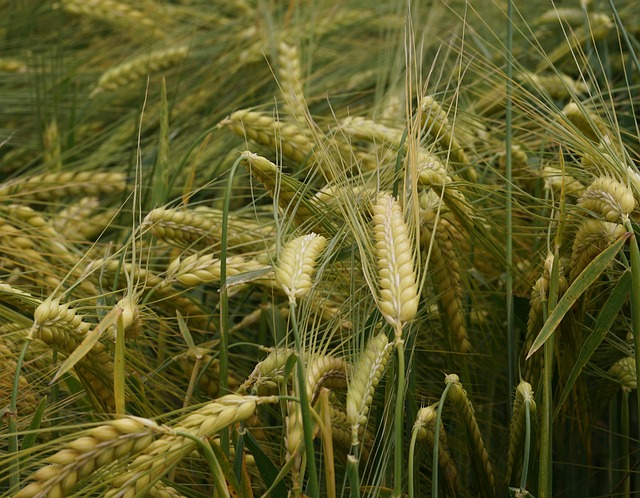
[114,313,126,417]
[621,390,630,498]
[408,417,420,498]
[175,431,230,498]
[520,397,532,490]
[219,156,244,455]
[8,335,33,493]
[347,453,361,498]
[505,0,515,409]
[432,381,453,498]
[539,245,560,498]
[289,302,319,498]
[624,218,640,439]
[393,332,406,498]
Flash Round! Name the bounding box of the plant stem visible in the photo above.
[393,330,406,498]
[621,390,630,498]
[520,397,532,490]
[219,156,244,456]
[408,418,420,498]
[624,218,640,441]
[289,301,319,498]
[8,335,33,494]
[432,381,453,498]
[505,0,515,411]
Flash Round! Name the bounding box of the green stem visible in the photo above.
[621,390,630,498]
[175,431,230,498]
[289,301,319,498]
[624,219,640,441]
[9,334,33,493]
[505,0,515,411]
[432,382,453,498]
[520,398,532,490]
[219,156,244,456]
[393,332,406,498]
[408,420,420,498]
[347,453,361,498]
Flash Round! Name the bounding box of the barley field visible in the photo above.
[1,1,639,497]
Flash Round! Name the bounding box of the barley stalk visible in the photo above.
[15,417,163,498]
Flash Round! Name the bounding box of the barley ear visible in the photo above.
[275,233,327,303]
[445,373,495,495]
[577,177,635,224]
[609,357,637,391]
[506,380,537,485]
[346,332,391,445]
[372,193,419,335]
